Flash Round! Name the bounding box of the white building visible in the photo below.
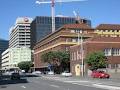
[1,47,31,69]
[9,17,33,48]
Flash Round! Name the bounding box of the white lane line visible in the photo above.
[50,84,60,88]
[93,84,120,90]
[64,80,89,83]
[21,85,26,88]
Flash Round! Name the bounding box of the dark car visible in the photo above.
[91,70,110,79]
[11,72,20,80]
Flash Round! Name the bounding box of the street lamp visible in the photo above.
[77,30,84,77]
[80,33,84,77]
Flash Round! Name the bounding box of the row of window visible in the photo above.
[107,64,120,69]
[71,29,83,33]
[104,48,120,56]
[71,48,120,61]
[96,30,120,32]
[71,50,84,61]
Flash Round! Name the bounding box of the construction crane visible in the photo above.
[36,0,86,32]
[73,10,81,24]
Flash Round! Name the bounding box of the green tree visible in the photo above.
[41,51,54,64]
[18,61,33,72]
[86,52,107,71]
[41,51,70,73]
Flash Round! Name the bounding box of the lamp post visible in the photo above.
[80,33,84,77]
[77,30,84,77]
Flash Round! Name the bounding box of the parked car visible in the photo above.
[61,71,72,77]
[48,71,54,75]
[91,70,110,79]
[32,71,42,75]
[11,72,20,80]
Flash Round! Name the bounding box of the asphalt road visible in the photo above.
[0,77,108,90]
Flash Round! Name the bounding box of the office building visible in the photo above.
[1,47,31,69]
[0,39,9,68]
[31,16,91,48]
[9,17,33,48]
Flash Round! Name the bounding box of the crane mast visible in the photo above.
[51,0,55,32]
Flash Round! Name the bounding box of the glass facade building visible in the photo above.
[31,16,91,49]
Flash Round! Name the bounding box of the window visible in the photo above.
[72,38,77,42]
[105,30,108,32]
[96,30,99,32]
[74,52,77,61]
[112,48,120,56]
[104,48,111,56]
[71,30,75,33]
[71,52,74,61]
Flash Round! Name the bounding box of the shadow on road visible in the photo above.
[0,79,28,85]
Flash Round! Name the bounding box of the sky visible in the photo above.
[0,0,120,40]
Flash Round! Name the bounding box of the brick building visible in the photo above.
[95,24,120,37]
[70,36,120,76]
[33,23,94,70]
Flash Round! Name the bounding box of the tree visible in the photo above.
[41,51,54,64]
[41,51,70,73]
[18,61,33,72]
[86,52,107,71]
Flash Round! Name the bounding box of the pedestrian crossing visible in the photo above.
[38,75,120,90]
[40,75,71,81]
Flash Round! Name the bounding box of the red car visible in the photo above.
[91,71,110,79]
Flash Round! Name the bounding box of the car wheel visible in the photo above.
[107,76,109,79]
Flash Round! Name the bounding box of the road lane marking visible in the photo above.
[93,84,120,90]
[21,86,26,88]
[50,84,60,88]
[64,80,89,83]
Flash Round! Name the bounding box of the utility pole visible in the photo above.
[80,33,84,77]
[77,30,84,77]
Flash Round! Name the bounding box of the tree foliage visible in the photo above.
[41,51,70,65]
[18,61,33,72]
[41,51,70,72]
[86,52,107,71]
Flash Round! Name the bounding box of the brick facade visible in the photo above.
[70,37,120,76]
[33,24,94,69]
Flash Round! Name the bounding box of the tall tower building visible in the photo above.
[31,16,91,48]
[9,17,33,48]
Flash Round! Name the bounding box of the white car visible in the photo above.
[48,71,54,75]
[32,71,42,75]
[61,71,72,77]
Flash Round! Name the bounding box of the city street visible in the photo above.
[0,75,120,90]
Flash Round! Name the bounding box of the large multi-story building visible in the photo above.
[0,39,9,68]
[1,47,31,69]
[33,23,94,70]
[70,37,120,76]
[31,16,91,48]
[9,17,33,48]
[70,24,120,76]
[94,24,120,37]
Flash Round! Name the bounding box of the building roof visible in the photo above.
[96,24,120,30]
[62,24,93,30]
